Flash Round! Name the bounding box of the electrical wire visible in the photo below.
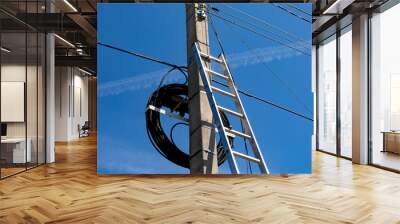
[209,14,312,173]
[212,73,313,122]
[99,37,313,170]
[212,6,298,49]
[207,11,311,56]
[272,4,312,23]
[145,83,232,168]
[286,3,312,17]
[238,89,313,122]
[235,31,313,115]
[99,42,313,122]
[209,16,227,59]
[219,4,309,45]
[208,9,310,55]
[97,42,187,71]
[146,56,230,169]
[145,83,190,168]
[153,67,187,107]
[169,122,188,147]
[208,10,313,115]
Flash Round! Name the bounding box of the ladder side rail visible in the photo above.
[219,53,270,174]
[192,43,240,174]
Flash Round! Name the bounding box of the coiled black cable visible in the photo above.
[145,83,232,169]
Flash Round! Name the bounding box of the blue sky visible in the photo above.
[97,3,312,174]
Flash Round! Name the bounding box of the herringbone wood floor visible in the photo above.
[1,135,400,224]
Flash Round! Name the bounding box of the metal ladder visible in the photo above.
[192,43,269,174]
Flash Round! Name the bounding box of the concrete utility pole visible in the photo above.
[186,3,218,174]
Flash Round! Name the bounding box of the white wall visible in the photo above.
[55,66,69,141]
[71,72,89,138]
[55,67,89,141]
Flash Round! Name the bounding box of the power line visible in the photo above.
[97,42,187,70]
[208,11,310,56]
[220,4,309,44]
[215,6,300,45]
[239,89,313,122]
[98,42,313,122]
[212,79,313,122]
[207,11,311,56]
[209,14,312,119]
[209,17,313,116]
[272,4,312,23]
[209,16,227,58]
[286,3,312,17]
[229,30,313,114]
[212,6,309,53]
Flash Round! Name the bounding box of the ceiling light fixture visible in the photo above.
[322,0,354,15]
[78,67,93,76]
[1,47,11,53]
[76,48,85,56]
[63,0,78,12]
[54,34,75,48]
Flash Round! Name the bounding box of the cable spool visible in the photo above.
[145,83,233,169]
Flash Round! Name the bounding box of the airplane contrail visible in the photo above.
[98,41,310,97]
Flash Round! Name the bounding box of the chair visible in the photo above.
[79,121,90,138]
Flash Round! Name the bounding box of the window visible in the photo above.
[317,35,337,154]
[370,3,400,171]
[339,26,352,158]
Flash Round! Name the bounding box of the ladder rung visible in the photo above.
[200,52,223,64]
[226,132,235,138]
[205,69,229,80]
[211,86,235,98]
[232,151,260,163]
[218,106,243,118]
[224,128,251,139]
